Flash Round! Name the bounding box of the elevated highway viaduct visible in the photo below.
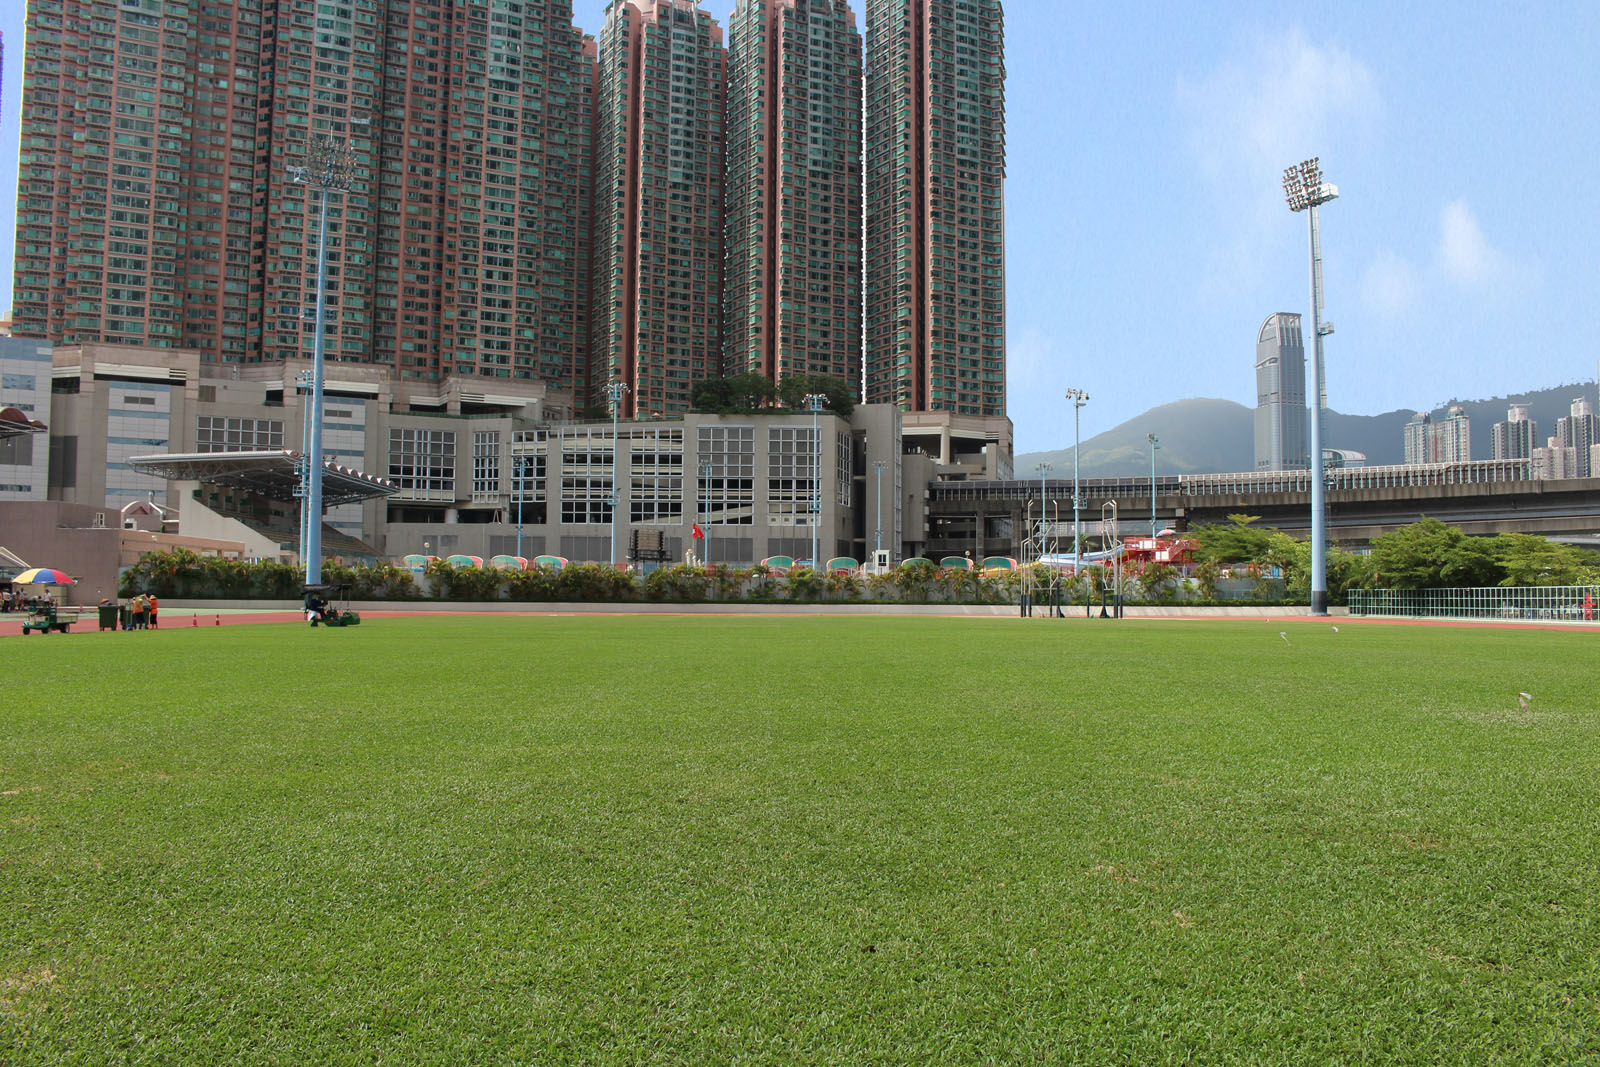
[922,462,1600,560]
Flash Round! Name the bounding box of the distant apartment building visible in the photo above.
[1404,406,1471,465]
[1491,404,1537,461]
[1402,412,1433,465]
[1253,313,1308,471]
[723,0,863,393]
[590,0,727,417]
[12,0,594,388]
[864,0,1006,417]
[1554,397,1595,478]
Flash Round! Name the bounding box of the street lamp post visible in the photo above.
[1147,432,1160,536]
[1284,157,1339,616]
[805,393,826,570]
[700,459,713,567]
[286,138,353,588]
[1034,460,1052,558]
[606,380,630,568]
[1065,389,1089,587]
[873,460,886,559]
[514,449,526,561]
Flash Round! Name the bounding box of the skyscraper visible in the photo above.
[13,0,594,387]
[1254,313,1308,471]
[1555,397,1595,478]
[1402,411,1433,466]
[1491,404,1537,461]
[723,0,862,392]
[1435,405,1471,464]
[591,0,726,416]
[864,0,1005,416]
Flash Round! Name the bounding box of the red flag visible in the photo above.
[692,523,705,540]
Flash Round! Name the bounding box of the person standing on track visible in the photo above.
[148,594,160,629]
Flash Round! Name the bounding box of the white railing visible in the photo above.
[1349,585,1598,621]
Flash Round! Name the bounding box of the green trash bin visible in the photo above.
[118,604,132,630]
[98,604,119,631]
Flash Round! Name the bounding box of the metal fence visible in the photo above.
[1349,586,1599,622]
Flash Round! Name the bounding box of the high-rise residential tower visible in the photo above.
[1402,411,1433,466]
[591,0,726,416]
[1555,397,1595,478]
[1491,404,1537,461]
[863,0,1005,416]
[1254,313,1308,471]
[723,0,862,392]
[13,0,594,388]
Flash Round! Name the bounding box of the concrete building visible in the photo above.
[26,343,1010,573]
[723,0,862,392]
[1555,397,1595,478]
[1402,412,1433,466]
[0,337,54,500]
[863,0,1006,417]
[1435,406,1472,464]
[1491,404,1537,461]
[1254,313,1308,471]
[13,0,594,388]
[591,0,726,416]
[1408,406,1471,465]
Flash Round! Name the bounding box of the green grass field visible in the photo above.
[4,617,1597,1064]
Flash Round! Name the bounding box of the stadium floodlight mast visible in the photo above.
[806,393,827,570]
[1065,389,1089,583]
[286,136,354,588]
[1147,432,1160,536]
[606,380,630,567]
[1283,156,1339,616]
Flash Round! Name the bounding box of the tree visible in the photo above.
[1368,518,1503,589]
[690,377,736,415]
[778,373,855,416]
[1489,534,1600,587]
[1192,514,1275,565]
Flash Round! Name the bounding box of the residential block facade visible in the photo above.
[723,0,862,391]
[590,0,726,417]
[863,0,1006,417]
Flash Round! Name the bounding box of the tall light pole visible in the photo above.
[1284,157,1338,616]
[287,137,353,588]
[806,393,827,568]
[606,380,630,567]
[1147,432,1160,537]
[294,368,313,566]
[1066,389,1089,580]
[700,459,713,567]
[514,448,526,561]
[873,460,886,559]
[1034,461,1052,557]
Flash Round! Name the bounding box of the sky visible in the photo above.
[2,1,1597,455]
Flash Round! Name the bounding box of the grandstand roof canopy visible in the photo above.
[0,407,47,441]
[128,451,397,507]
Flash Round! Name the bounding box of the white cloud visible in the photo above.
[1176,29,1381,184]
[1360,250,1423,319]
[1436,198,1507,286]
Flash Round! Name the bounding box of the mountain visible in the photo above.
[1015,382,1598,477]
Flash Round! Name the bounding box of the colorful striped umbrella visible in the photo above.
[12,567,75,585]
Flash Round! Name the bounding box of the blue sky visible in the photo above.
[3,2,1597,455]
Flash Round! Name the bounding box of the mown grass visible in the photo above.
[3,617,1597,1064]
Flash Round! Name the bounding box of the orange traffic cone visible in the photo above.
[191,615,197,627]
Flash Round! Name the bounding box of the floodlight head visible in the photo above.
[804,392,827,412]
[1285,157,1336,212]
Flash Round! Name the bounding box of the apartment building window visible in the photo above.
[472,430,500,502]
[767,426,816,527]
[388,427,455,498]
[631,427,684,523]
[196,415,285,453]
